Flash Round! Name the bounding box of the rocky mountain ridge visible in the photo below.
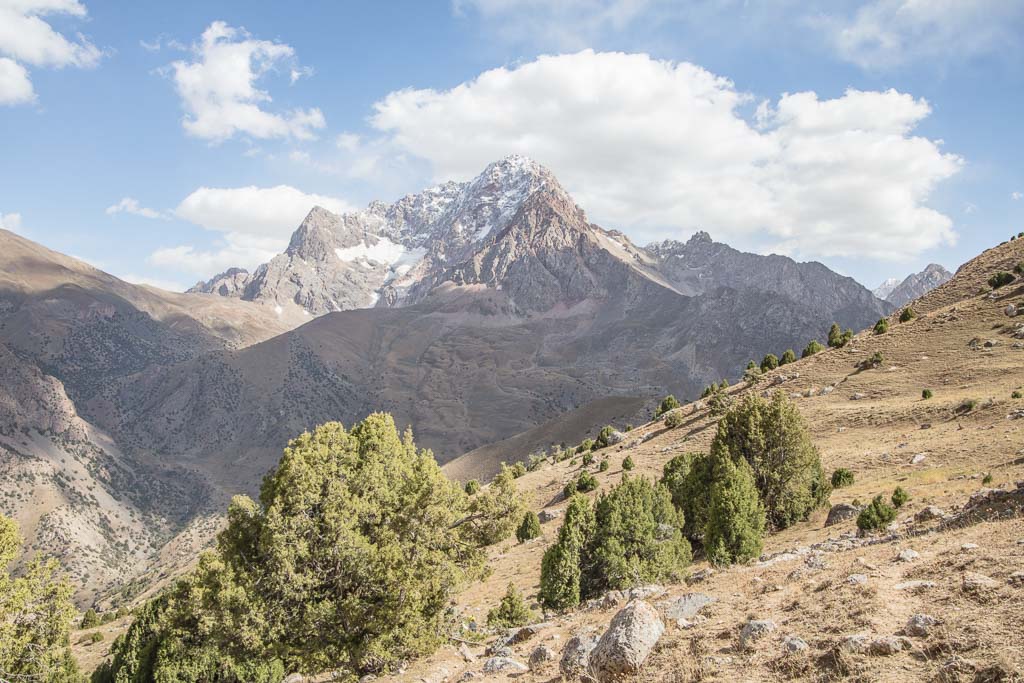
[874,263,952,307]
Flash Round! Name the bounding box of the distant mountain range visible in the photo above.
[874,263,953,307]
[1,157,899,605]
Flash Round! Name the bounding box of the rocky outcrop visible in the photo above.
[560,634,599,679]
[879,263,953,308]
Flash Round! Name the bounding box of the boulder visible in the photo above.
[782,635,808,653]
[1008,571,1024,586]
[962,571,999,591]
[528,645,557,672]
[482,657,528,674]
[606,430,627,445]
[869,636,912,656]
[458,643,477,663]
[588,601,664,681]
[846,574,868,586]
[560,634,599,679]
[687,568,715,584]
[284,675,304,683]
[1006,303,1018,317]
[507,622,552,645]
[894,580,936,591]
[905,614,937,637]
[825,503,861,527]
[739,619,777,650]
[910,453,927,465]
[539,508,562,523]
[896,549,920,562]
[841,634,870,654]
[657,593,716,621]
[625,585,664,601]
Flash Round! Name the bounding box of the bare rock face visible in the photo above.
[188,267,250,297]
[588,600,664,682]
[880,263,953,308]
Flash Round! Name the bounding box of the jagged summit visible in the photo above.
[877,263,953,307]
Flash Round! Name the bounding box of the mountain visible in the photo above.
[881,263,953,307]
[872,277,901,301]
[1,158,892,606]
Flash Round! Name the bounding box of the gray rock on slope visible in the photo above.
[588,600,664,681]
[560,634,599,679]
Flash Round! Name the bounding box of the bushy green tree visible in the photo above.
[464,479,480,495]
[988,271,1015,289]
[539,496,594,610]
[580,477,691,598]
[779,349,797,365]
[516,511,541,543]
[703,457,765,566]
[873,318,889,335]
[655,395,681,418]
[922,389,933,400]
[828,323,853,348]
[100,415,487,680]
[599,459,609,472]
[81,607,100,629]
[508,462,527,478]
[856,495,897,532]
[486,583,534,629]
[760,353,779,372]
[593,426,615,450]
[899,307,916,323]
[576,439,594,454]
[622,455,635,471]
[831,468,854,488]
[0,515,79,683]
[802,340,825,358]
[664,411,683,428]
[576,471,598,493]
[582,451,595,466]
[660,452,713,542]
[710,392,830,530]
[707,385,733,416]
[467,463,527,546]
[891,486,909,508]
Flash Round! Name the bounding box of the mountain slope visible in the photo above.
[883,262,953,307]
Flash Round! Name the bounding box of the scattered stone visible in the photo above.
[960,542,979,551]
[915,506,945,522]
[910,453,927,465]
[588,601,665,682]
[847,573,868,586]
[825,503,861,527]
[658,593,716,621]
[905,614,938,637]
[675,616,704,629]
[894,580,936,591]
[1008,571,1024,586]
[606,430,627,446]
[869,636,912,656]
[739,619,777,650]
[896,549,920,562]
[359,676,376,683]
[598,590,625,609]
[804,552,827,569]
[850,393,867,401]
[507,622,552,645]
[782,635,808,653]
[687,568,715,584]
[458,673,480,682]
[984,339,999,348]
[1006,303,1018,317]
[420,667,450,683]
[559,634,598,679]
[962,571,1000,591]
[284,675,304,683]
[920,423,932,429]
[528,645,557,672]
[482,657,528,674]
[458,643,477,663]
[841,634,870,654]
[539,508,562,523]
[625,585,664,601]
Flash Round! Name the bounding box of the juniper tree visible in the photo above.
[539,495,594,610]
[516,510,541,543]
[710,391,830,530]
[703,457,765,566]
[660,452,714,542]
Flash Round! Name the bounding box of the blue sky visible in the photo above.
[1,0,1022,292]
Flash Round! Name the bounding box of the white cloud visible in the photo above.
[821,0,1024,69]
[1013,191,1022,201]
[369,50,961,261]
[0,211,24,233]
[0,0,102,105]
[105,197,168,219]
[169,21,325,142]
[0,57,34,104]
[154,185,353,275]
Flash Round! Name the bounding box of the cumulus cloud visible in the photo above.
[0,0,102,105]
[105,197,168,219]
[1013,191,1022,201]
[117,273,187,292]
[152,185,353,275]
[820,0,1024,69]
[169,21,325,142]
[369,50,960,260]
